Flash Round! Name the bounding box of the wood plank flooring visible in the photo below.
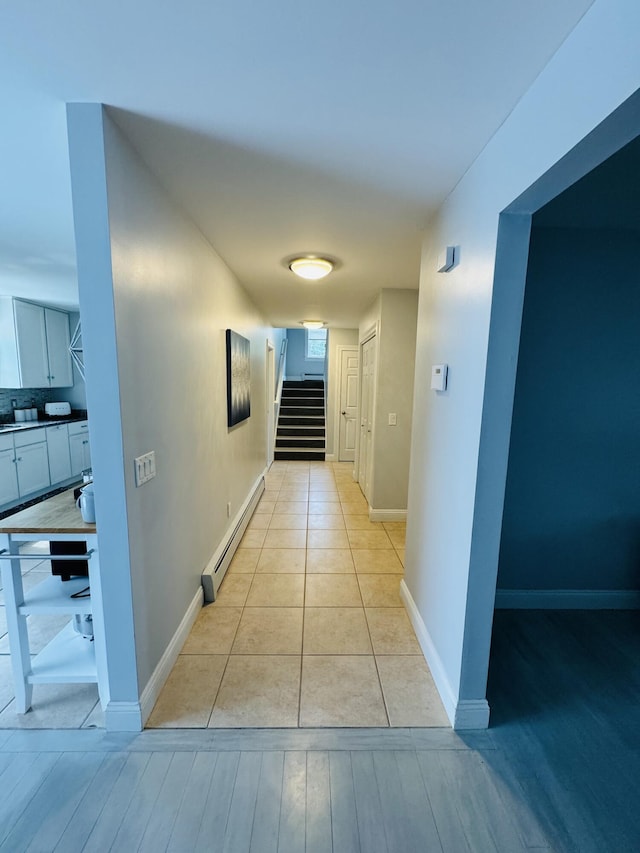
[0,610,638,850]
[486,609,640,853]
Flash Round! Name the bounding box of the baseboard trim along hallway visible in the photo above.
[400,579,490,730]
[139,586,204,727]
[494,588,640,608]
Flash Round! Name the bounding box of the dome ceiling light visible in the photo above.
[301,320,325,329]
[288,257,334,280]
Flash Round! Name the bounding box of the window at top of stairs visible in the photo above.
[306,329,327,359]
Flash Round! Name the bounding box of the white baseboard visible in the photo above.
[400,580,490,730]
[495,589,640,609]
[324,453,337,462]
[104,701,143,732]
[400,580,456,727]
[369,508,407,522]
[454,700,490,729]
[139,585,204,727]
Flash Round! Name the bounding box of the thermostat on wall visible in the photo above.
[431,364,448,391]
[437,246,456,272]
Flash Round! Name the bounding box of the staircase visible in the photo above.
[275,380,326,461]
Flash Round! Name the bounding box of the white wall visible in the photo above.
[325,327,358,461]
[68,104,280,727]
[358,289,417,511]
[372,290,417,510]
[405,0,640,727]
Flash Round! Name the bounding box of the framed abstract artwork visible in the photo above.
[226,329,251,427]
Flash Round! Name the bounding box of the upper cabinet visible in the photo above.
[0,298,73,388]
[42,305,73,387]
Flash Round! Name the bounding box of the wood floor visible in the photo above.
[0,608,638,851]
[486,609,640,853]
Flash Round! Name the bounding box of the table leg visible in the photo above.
[86,536,108,709]
[0,534,33,713]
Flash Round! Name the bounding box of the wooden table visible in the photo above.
[0,488,107,714]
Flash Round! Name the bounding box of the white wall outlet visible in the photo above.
[431,364,448,391]
[134,451,156,487]
[388,413,397,425]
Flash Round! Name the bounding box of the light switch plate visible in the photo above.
[134,451,156,486]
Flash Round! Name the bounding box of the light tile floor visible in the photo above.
[148,461,449,729]
[0,463,448,730]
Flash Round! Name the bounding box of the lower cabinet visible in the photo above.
[0,420,90,513]
[14,431,50,497]
[69,425,91,475]
[46,424,72,483]
[0,445,19,505]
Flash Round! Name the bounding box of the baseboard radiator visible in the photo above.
[201,476,265,603]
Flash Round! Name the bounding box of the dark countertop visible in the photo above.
[0,414,88,434]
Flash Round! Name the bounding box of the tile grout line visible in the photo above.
[206,488,275,726]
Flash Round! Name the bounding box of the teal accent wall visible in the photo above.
[285,328,326,380]
[498,227,640,591]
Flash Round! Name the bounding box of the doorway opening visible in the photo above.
[460,88,640,733]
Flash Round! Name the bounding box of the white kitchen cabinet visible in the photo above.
[69,421,91,475]
[0,298,73,389]
[46,423,72,483]
[44,307,73,387]
[14,429,51,496]
[0,436,19,505]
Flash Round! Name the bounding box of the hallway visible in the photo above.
[148,461,448,728]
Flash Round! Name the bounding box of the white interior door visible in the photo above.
[266,342,275,467]
[338,347,359,461]
[358,335,376,501]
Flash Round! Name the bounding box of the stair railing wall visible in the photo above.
[273,338,288,446]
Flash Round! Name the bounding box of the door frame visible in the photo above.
[461,90,640,723]
[356,324,377,496]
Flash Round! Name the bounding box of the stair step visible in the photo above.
[279,416,325,427]
[276,438,325,449]
[277,427,325,437]
[280,407,325,417]
[274,449,326,461]
[276,380,326,462]
[281,392,325,400]
[283,380,324,389]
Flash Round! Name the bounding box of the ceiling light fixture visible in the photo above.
[289,257,333,280]
[301,320,325,329]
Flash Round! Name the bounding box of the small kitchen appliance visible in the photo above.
[44,401,71,418]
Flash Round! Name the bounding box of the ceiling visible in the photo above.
[0,0,595,327]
